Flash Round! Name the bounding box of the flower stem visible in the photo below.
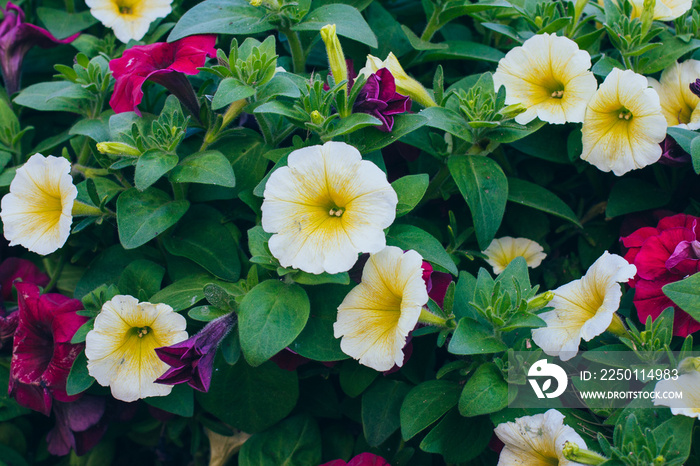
[44,254,67,293]
[201,98,248,151]
[281,27,306,74]
[420,4,444,42]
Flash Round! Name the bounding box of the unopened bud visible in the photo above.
[320,24,348,94]
[678,356,700,374]
[527,291,554,312]
[562,442,607,465]
[96,142,141,157]
[249,0,262,6]
[500,103,527,120]
[310,110,324,125]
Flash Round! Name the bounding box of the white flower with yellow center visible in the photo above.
[86,0,173,43]
[531,251,636,361]
[654,370,700,418]
[648,60,700,130]
[85,295,188,402]
[629,0,692,21]
[359,52,436,107]
[334,246,429,371]
[581,68,667,176]
[0,154,77,256]
[261,141,398,275]
[495,409,587,466]
[483,237,546,275]
[492,33,597,125]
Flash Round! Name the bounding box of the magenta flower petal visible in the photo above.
[9,282,87,415]
[354,68,411,132]
[320,453,390,466]
[0,257,49,301]
[0,3,78,94]
[109,35,216,116]
[47,396,106,456]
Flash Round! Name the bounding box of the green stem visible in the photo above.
[111,170,132,189]
[420,4,444,42]
[271,124,297,147]
[44,254,67,293]
[420,162,451,206]
[282,27,306,74]
[255,114,274,146]
[77,138,92,165]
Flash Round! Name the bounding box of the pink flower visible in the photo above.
[9,282,87,415]
[0,3,78,94]
[320,453,390,466]
[621,213,700,336]
[109,35,216,116]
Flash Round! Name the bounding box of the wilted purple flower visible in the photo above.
[354,68,411,132]
[47,396,107,456]
[155,313,236,392]
[658,135,691,166]
[0,3,79,94]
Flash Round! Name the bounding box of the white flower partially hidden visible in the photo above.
[334,246,428,371]
[531,251,636,361]
[483,237,546,275]
[492,33,597,125]
[649,60,700,130]
[0,154,77,256]
[654,368,700,418]
[629,0,692,21]
[86,0,173,43]
[261,141,398,275]
[495,409,587,466]
[86,295,188,402]
[581,68,667,176]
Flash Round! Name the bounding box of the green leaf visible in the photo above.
[66,351,94,396]
[401,25,448,51]
[290,284,352,361]
[449,155,508,249]
[212,78,256,111]
[652,415,694,464]
[485,119,545,144]
[36,8,98,39]
[239,415,322,466]
[400,380,461,440]
[362,379,411,447]
[239,280,310,366]
[69,112,113,143]
[144,384,194,417]
[690,136,700,175]
[292,4,378,48]
[417,41,504,64]
[163,205,241,281]
[667,126,696,153]
[663,273,700,322]
[325,113,382,138]
[637,33,700,74]
[592,54,625,78]
[117,187,189,249]
[459,362,508,416]
[0,366,29,421]
[348,114,428,153]
[168,0,274,41]
[150,275,221,311]
[508,178,580,226]
[197,360,298,433]
[339,360,378,397]
[448,317,506,355]
[254,100,306,120]
[605,178,671,218]
[386,223,458,275]
[14,81,86,113]
[419,409,491,463]
[438,0,511,23]
[291,271,349,285]
[134,149,179,191]
[117,259,165,301]
[420,106,471,142]
[392,174,429,217]
[74,245,144,299]
[170,150,236,188]
[188,305,230,322]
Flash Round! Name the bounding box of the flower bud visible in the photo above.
[320,24,348,94]
[561,442,607,465]
[95,142,141,157]
[310,110,324,125]
[359,53,436,108]
[678,356,700,373]
[526,291,554,312]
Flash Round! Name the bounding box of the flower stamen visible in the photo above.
[618,107,633,121]
[328,207,345,217]
[550,89,565,99]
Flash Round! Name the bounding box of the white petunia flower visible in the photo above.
[495,409,587,466]
[86,0,173,43]
[492,33,597,125]
[580,68,667,176]
[629,0,692,21]
[261,141,398,275]
[85,295,188,402]
[334,246,429,371]
[483,237,546,275]
[531,251,636,361]
[654,362,700,418]
[648,60,700,130]
[0,154,77,256]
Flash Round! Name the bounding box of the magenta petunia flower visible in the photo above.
[46,396,107,456]
[109,35,216,117]
[0,2,79,94]
[155,312,235,392]
[320,453,390,466]
[354,68,411,132]
[658,135,691,166]
[621,213,700,336]
[421,260,453,309]
[0,257,49,301]
[9,282,87,415]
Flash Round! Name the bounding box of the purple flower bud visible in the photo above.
[354,68,411,132]
[690,79,700,98]
[155,312,236,392]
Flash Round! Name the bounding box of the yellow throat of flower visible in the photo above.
[114,0,139,16]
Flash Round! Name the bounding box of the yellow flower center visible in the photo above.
[550,89,565,99]
[328,207,345,217]
[133,326,152,338]
[617,107,633,121]
[114,0,138,16]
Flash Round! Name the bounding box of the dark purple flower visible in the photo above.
[0,3,79,94]
[47,396,107,456]
[9,282,87,415]
[690,79,700,98]
[0,257,49,301]
[155,312,236,392]
[421,261,453,309]
[354,68,411,132]
[658,135,691,166]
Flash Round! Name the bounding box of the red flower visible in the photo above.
[0,2,78,94]
[621,213,700,336]
[9,283,87,415]
[320,453,389,466]
[109,35,216,116]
